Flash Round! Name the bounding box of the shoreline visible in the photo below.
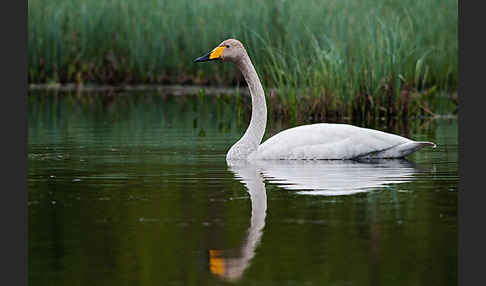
[28,84,251,96]
[28,83,457,120]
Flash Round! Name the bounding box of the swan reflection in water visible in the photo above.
[256,159,421,196]
[209,159,425,281]
[209,161,267,281]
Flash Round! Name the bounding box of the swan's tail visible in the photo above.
[358,141,437,159]
[416,141,437,149]
[388,141,437,158]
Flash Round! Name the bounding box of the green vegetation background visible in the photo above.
[28,0,457,118]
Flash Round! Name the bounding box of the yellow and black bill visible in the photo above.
[193,46,225,62]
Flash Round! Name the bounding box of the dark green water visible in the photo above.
[28,92,457,286]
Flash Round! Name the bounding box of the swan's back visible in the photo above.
[250,123,434,160]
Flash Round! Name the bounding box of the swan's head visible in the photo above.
[194,39,246,63]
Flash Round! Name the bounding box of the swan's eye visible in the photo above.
[225,45,230,48]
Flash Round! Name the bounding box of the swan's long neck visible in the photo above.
[227,54,267,160]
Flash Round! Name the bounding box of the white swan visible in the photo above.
[194,39,436,161]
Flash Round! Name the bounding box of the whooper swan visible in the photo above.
[194,39,436,161]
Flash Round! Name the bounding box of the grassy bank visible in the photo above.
[28,0,457,118]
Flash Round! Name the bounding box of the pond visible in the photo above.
[28,91,457,286]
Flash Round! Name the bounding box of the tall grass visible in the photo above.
[28,0,457,117]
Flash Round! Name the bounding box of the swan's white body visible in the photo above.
[194,39,436,161]
[248,123,434,160]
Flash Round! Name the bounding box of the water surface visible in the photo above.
[28,91,457,285]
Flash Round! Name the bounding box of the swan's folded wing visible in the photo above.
[251,123,412,159]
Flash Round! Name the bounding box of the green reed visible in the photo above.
[28,0,457,117]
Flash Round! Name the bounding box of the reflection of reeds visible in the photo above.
[262,89,456,122]
[29,0,457,118]
[29,90,448,148]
